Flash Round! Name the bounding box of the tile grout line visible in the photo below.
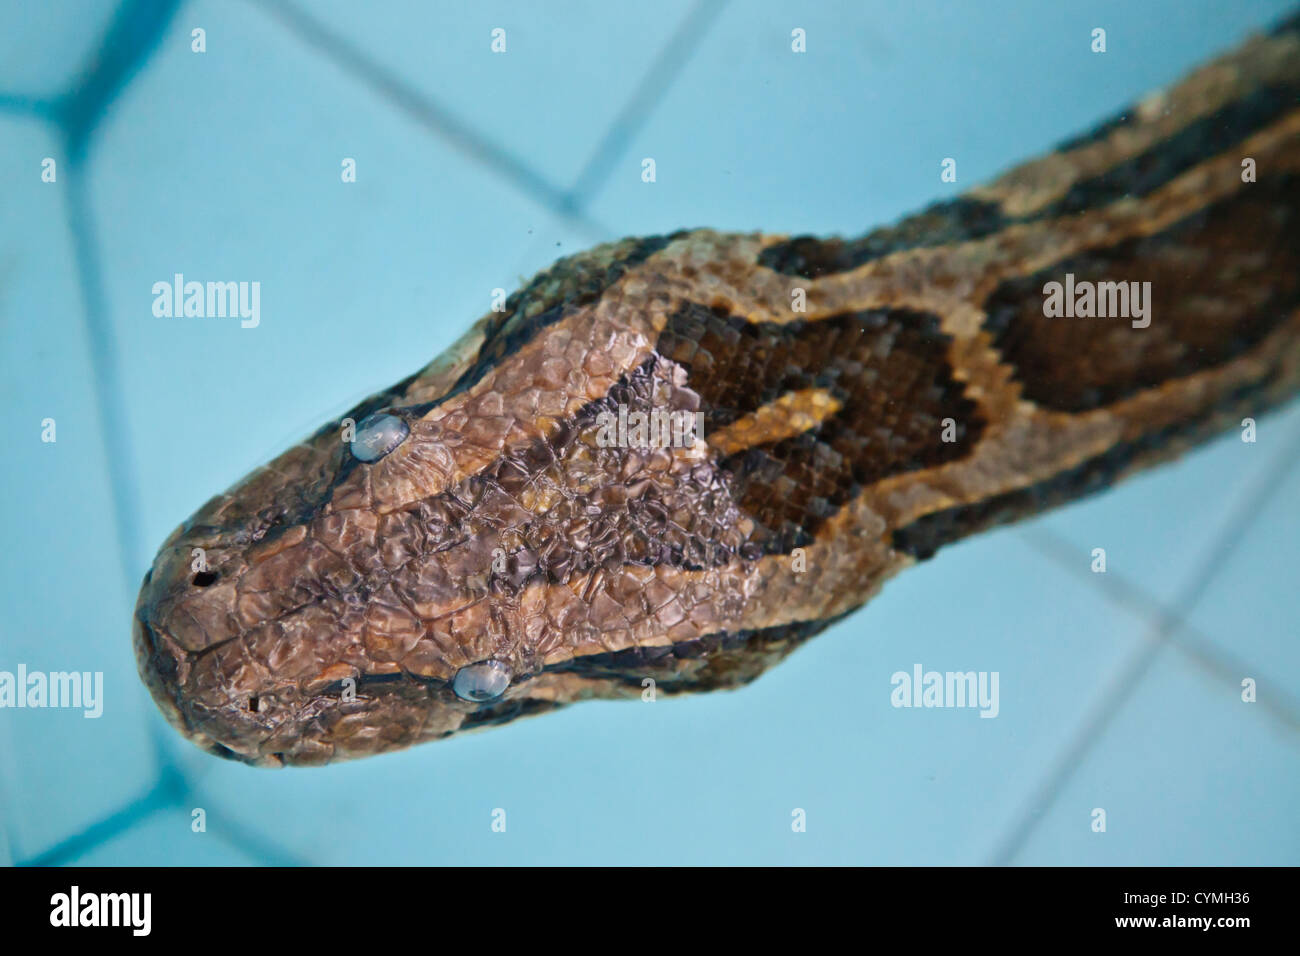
[63,115,188,842]
[63,169,145,598]
[27,0,313,867]
[4,2,172,861]
[18,757,308,865]
[189,792,313,867]
[20,763,186,866]
[499,0,730,293]
[249,0,611,243]
[56,0,186,165]
[561,0,730,209]
[1020,526,1300,735]
[988,424,1300,865]
[47,0,190,594]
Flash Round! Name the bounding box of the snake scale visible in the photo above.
[134,16,1300,766]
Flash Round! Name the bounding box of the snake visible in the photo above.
[133,14,1300,767]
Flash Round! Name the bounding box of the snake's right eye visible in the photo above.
[452,661,512,702]
[351,412,410,462]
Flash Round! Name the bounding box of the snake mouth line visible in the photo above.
[132,610,287,768]
[131,601,813,766]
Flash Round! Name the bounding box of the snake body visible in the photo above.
[134,17,1300,766]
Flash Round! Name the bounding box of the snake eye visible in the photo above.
[351,413,409,462]
[452,661,512,702]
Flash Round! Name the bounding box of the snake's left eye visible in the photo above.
[351,413,409,462]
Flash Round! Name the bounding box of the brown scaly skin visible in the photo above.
[135,16,1300,766]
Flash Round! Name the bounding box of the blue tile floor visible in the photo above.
[1,0,1296,865]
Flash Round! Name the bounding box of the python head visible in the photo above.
[133,232,899,766]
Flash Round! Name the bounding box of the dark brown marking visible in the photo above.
[553,613,851,692]
[1043,82,1300,216]
[758,198,1008,278]
[891,375,1282,560]
[1270,8,1300,37]
[658,304,984,552]
[983,172,1300,413]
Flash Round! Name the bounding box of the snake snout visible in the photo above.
[132,528,283,764]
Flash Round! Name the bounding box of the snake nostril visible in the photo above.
[192,570,218,587]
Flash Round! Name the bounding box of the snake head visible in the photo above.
[132,234,819,767]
